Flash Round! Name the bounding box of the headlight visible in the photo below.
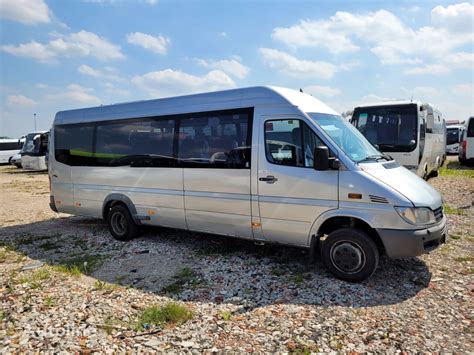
[395,207,436,225]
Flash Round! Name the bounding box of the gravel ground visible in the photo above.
[0,158,473,352]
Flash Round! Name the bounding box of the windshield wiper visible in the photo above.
[357,154,392,163]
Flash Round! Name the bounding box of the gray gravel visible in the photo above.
[0,161,472,352]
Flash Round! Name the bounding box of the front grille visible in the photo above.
[433,206,443,222]
[369,195,389,204]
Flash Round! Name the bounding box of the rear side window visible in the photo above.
[54,108,253,168]
[177,113,251,168]
[55,125,94,165]
[264,119,325,168]
[95,119,175,166]
[468,118,474,137]
[0,141,21,150]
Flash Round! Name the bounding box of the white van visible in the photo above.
[49,87,447,282]
[21,131,49,171]
[0,138,24,164]
[351,101,446,179]
[459,116,474,165]
[446,124,465,155]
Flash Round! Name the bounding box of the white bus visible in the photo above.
[446,124,465,155]
[49,87,447,282]
[0,138,24,164]
[351,101,446,179]
[459,116,474,165]
[20,131,49,171]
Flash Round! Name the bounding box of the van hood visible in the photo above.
[360,162,443,209]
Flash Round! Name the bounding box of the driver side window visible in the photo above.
[264,119,324,168]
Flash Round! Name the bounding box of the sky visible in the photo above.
[0,0,473,138]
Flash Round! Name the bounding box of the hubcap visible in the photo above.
[330,241,365,274]
[111,212,127,236]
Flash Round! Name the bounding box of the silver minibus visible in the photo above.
[49,87,447,282]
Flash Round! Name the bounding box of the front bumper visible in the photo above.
[376,216,448,258]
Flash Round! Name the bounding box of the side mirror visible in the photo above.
[409,139,416,148]
[373,144,380,151]
[313,146,329,171]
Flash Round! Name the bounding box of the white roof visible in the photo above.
[355,100,422,109]
[54,86,339,125]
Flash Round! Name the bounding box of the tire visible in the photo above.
[107,205,140,241]
[321,228,379,282]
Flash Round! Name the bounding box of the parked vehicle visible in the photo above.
[446,124,465,155]
[351,101,446,179]
[49,86,447,282]
[20,131,49,171]
[0,137,24,164]
[459,116,474,165]
[10,153,22,168]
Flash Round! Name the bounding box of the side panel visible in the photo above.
[49,130,75,214]
[0,149,20,164]
[71,166,186,228]
[184,169,253,239]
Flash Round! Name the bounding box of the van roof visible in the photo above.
[54,86,339,125]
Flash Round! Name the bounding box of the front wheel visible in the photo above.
[107,205,140,241]
[321,228,379,282]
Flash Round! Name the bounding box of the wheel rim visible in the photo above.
[111,212,127,236]
[330,240,366,274]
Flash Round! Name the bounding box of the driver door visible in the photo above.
[257,117,338,246]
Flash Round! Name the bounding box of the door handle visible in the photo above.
[259,175,278,183]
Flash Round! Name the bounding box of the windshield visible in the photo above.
[351,104,418,152]
[21,133,48,155]
[307,113,382,163]
[21,134,40,154]
[446,128,460,145]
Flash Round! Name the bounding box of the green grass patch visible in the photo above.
[0,311,4,321]
[94,280,118,291]
[136,302,193,330]
[219,310,232,321]
[39,241,60,251]
[270,267,285,276]
[454,256,474,263]
[450,234,461,240]
[55,254,107,276]
[444,205,466,215]
[53,264,82,277]
[439,163,474,178]
[162,267,204,295]
[44,296,55,307]
[18,268,51,289]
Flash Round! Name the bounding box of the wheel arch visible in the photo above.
[309,210,386,254]
[102,194,138,221]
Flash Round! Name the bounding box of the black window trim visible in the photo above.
[54,107,254,169]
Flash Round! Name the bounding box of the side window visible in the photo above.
[95,119,175,166]
[55,125,95,166]
[467,118,474,138]
[177,113,251,168]
[264,119,324,168]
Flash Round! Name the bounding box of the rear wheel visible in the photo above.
[107,205,140,241]
[321,228,379,282]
